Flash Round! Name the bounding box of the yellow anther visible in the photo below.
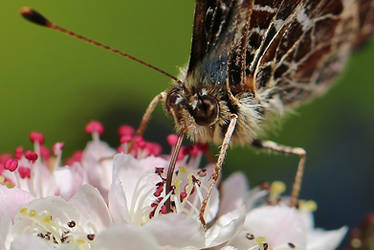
[0,176,4,183]
[20,208,28,215]
[172,178,182,194]
[43,215,52,223]
[256,236,267,250]
[179,166,187,174]
[299,200,318,212]
[76,239,86,245]
[172,179,182,188]
[5,182,15,188]
[270,181,286,196]
[29,210,37,217]
[256,236,266,244]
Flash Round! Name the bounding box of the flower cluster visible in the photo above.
[0,121,347,249]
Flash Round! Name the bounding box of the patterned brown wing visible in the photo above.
[252,0,374,107]
[186,0,254,87]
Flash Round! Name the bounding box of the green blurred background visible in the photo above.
[2,0,374,236]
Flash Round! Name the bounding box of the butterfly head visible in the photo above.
[165,86,219,132]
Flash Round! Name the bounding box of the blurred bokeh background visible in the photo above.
[2,0,373,241]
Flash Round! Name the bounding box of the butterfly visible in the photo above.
[21,0,374,225]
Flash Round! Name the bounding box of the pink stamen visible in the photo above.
[155,168,164,176]
[160,205,167,214]
[120,135,132,144]
[66,150,83,166]
[18,167,31,179]
[154,185,164,197]
[180,191,187,202]
[196,142,209,153]
[0,154,12,164]
[29,132,45,144]
[167,134,178,146]
[117,146,124,153]
[85,121,104,135]
[15,147,24,160]
[149,143,162,156]
[118,125,135,137]
[25,151,38,163]
[177,146,187,161]
[40,145,50,160]
[189,145,200,157]
[4,159,18,172]
[52,142,64,156]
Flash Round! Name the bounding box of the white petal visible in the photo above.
[143,213,205,248]
[0,215,12,250]
[219,172,248,216]
[10,236,52,250]
[94,224,161,250]
[244,206,306,247]
[83,140,116,199]
[221,246,238,250]
[306,226,348,250]
[109,154,160,223]
[108,176,131,223]
[206,208,245,247]
[69,185,112,230]
[0,186,33,219]
[12,197,79,235]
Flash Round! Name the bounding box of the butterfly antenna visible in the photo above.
[20,7,183,84]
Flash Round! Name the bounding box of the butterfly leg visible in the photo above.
[251,139,306,207]
[200,114,238,227]
[134,91,167,137]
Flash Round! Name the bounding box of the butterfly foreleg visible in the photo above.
[251,139,306,207]
[134,91,167,138]
[200,114,238,228]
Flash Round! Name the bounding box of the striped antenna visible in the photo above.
[20,7,183,84]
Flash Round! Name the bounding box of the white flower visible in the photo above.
[0,185,111,250]
[108,153,245,249]
[0,122,349,250]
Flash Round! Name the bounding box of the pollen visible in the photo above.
[299,200,318,212]
[20,208,28,215]
[29,209,37,217]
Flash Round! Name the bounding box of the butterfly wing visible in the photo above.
[187,0,374,107]
[254,0,374,107]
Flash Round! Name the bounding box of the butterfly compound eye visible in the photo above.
[192,95,219,126]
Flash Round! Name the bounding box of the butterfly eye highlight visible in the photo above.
[192,94,219,126]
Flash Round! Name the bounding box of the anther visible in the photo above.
[29,131,45,144]
[288,242,296,248]
[246,233,255,240]
[53,142,64,156]
[87,234,95,241]
[167,134,178,146]
[4,159,18,172]
[85,121,104,135]
[25,151,38,163]
[118,125,135,137]
[67,220,76,228]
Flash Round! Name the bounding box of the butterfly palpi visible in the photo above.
[21,0,374,225]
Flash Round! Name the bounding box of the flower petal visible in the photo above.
[306,226,348,250]
[10,235,52,250]
[219,172,248,216]
[93,224,161,250]
[244,206,306,247]
[143,213,205,248]
[0,186,33,219]
[206,208,245,247]
[69,185,112,230]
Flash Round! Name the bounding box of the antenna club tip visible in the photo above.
[20,6,51,27]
